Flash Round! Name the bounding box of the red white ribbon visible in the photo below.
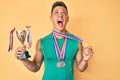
[53,32,67,60]
[53,30,83,42]
[8,26,32,52]
[8,28,15,52]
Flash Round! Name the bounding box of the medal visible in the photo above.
[53,32,67,68]
[52,30,84,68]
[61,61,65,67]
[53,30,83,68]
[57,61,65,68]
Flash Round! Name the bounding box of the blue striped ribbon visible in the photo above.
[52,30,83,42]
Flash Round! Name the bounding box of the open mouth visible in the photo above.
[57,21,63,27]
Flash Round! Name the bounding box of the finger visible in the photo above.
[84,47,93,54]
[83,51,89,56]
[87,46,92,49]
[83,49,93,56]
[15,52,20,57]
[15,48,25,54]
[84,46,92,50]
[15,48,25,57]
[88,50,94,56]
[15,51,22,57]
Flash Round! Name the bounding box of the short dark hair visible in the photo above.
[51,1,68,15]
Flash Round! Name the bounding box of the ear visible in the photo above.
[67,16,69,22]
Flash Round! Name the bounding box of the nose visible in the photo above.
[58,13,63,18]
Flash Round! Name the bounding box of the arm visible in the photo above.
[75,42,93,72]
[15,39,43,72]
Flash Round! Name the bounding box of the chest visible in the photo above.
[41,38,78,60]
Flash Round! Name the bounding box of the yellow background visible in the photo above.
[0,0,120,80]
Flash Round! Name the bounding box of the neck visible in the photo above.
[53,29,67,34]
[53,29,67,38]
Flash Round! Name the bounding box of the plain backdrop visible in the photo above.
[0,0,120,80]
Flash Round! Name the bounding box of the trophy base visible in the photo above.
[17,51,31,60]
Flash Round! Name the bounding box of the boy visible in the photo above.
[15,1,93,80]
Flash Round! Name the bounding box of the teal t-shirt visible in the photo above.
[40,33,79,80]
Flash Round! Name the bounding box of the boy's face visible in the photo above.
[50,6,69,32]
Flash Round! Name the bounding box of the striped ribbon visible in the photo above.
[52,32,67,60]
[8,28,15,52]
[8,26,32,52]
[52,30,83,42]
[52,30,84,60]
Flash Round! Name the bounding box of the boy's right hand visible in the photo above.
[15,45,26,59]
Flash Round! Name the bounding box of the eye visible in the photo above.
[55,11,59,14]
[62,11,66,15]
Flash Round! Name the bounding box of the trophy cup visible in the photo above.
[16,30,31,60]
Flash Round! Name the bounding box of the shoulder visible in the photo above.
[40,33,52,41]
[36,33,52,50]
[38,33,53,46]
[35,33,52,44]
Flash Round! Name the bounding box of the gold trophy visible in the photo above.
[16,30,31,60]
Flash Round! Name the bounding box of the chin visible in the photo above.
[57,27,65,32]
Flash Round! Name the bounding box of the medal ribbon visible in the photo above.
[53,30,83,42]
[53,32,67,60]
[26,26,32,49]
[8,28,15,52]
